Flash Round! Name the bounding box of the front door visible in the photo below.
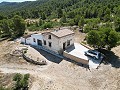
[37,39,42,46]
[63,42,66,50]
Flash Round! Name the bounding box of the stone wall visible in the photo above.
[63,51,89,65]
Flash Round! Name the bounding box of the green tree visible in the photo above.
[86,30,100,48]
[0,27,2,37]
[60,15,66,23]
[78,16,85,28]
[42,22,53,29]
[57,8,63,18]
[108,31,118,49]
[41,13,46,20]
[67,11,75,18]
[114,17,120,32]
[84,24,93,33]
[68,19,75,26]
[12,15,26,38]
[74,15,80,25]
[13,73,23,89]
[0,19,12,37]
[104,14,110,22]
[39,19,44,26]
[86,28,119,50]
[0,14,6,20]
[13,73,30,90]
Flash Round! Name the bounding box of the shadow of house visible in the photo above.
[32,45,89,68]
[97,49,120,68]
[32,46,63,64]
[65,44,75,53]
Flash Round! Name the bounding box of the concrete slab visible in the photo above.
[65,43,103,69]
[66,43,89,61]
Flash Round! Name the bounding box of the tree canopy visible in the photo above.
[86,28,119,50]
[0,0,119,21]
[0,15,26,38]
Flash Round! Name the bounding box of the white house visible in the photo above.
[42,29,75,54]
[21,33,43,45]
[21,34,32,44]
[21,29,75,54]
[30,34,43,46]
[21,29,103,68]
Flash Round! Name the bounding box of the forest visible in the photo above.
[0,0,119,20]
[0,0,120,49]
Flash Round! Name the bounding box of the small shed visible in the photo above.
[21,34,32,44]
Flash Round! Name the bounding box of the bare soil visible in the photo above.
[0,30,120,90]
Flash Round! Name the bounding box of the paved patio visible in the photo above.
[65,43,103,69]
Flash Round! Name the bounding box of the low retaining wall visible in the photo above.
[80,42,93,50]
[63,51,89,65]
[23,53,47,65]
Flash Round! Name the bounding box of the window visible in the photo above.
[43,40,46,45]
[33,38,36,42]
[48,35,51,39]
[49,42,52,47]
[67,40,70,46]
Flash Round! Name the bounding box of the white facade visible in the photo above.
[59,34,74,51]
[21,37,26,43]
[21,34,43,46]
[42,33,60,53]
[21,37,31,45]
[42,31,74,54]
[30,34,43,46]
[21,29,75,54]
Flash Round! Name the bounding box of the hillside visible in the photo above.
[0,0,120,19]
[0,0,49,18]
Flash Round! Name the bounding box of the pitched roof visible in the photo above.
[23,33,38,38]
[23,34,32,38]
[50,29,74,38]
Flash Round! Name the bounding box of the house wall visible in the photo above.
[21,37,25,43]
[42,33,60,53]
[59,34,74,52]
[21,32,75,54]
[26,37,31,45]
[31,34,43,46]
[21,37,31,45]
[42,33,75,54]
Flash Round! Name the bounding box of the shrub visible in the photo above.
[13,73,30,90]
[68,19,75,26]
[42,22,53,29]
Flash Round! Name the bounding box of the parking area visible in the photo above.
[64,43,103,69]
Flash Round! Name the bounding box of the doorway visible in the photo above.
[63,42,66,50]
[37,39,42,46]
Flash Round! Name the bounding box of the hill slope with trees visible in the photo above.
[0,0,120,49]
[0,0,120,20]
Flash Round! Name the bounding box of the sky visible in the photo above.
[0,0,36,3]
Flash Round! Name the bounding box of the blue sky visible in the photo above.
[0,0,36,3]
